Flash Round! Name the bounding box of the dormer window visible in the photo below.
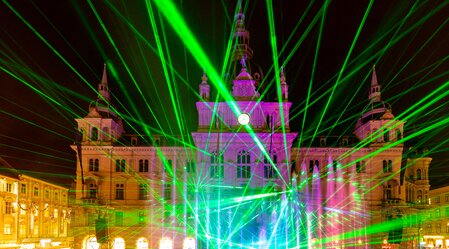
[383,130,389,142]
[319,138,326,147]
[91,127,98,141]
[131,137,138,146]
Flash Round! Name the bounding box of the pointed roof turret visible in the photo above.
[368,65,381,102]
[280,67,288,101]
[87,63,119,119]
[98,63,111,102]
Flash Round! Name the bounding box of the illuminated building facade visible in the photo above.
[0,157,71,249]
[423,185,449,248]
[70,10,433,249]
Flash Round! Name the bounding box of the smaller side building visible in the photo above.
[0,157,72,249]
[425,185,449,248]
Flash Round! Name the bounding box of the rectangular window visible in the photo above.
[164,183,172,200]
[20,206,26,215]
[115,159,126,172]
[436,223,441,233]
[20,224,26,236]
[436,208,441,218]
[88,184,97,198]
[445,207,449,217]
[4,224,11,235]
[237,165,251,178]
[426,223,432,234]
[139,160,149,172]
[264,165,277,178]
[163,159,173,174]
[5,202,12,214]
[34,187,39,197]
[435,196,441,203]
[115,184,124,200]
[210,165,224,178]
[45,190,50,199]
[115,212,123,226]
[139,184,148,200]
[6,183,12,192]
[21,184,26,194]
[186,160,196,174]
[446,194,449,202]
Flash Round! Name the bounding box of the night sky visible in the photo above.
[1,1,449,187]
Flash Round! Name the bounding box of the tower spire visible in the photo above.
[368,65,381,102]
[101,63,108,84]
[98,63,110,101]
[280,67,288,101]
[371,65,378,86]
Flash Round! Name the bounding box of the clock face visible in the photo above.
[238,113,250,125]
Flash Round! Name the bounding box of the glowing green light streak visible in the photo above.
[289,2,447,125]
[145,0,185,137]
[152,0,288,187]
[266,0,289,170]
[3,1,96,93]
[311,0,374,148]
[150,0,236,111]
[87,0,159,133]
[299,0,329,151]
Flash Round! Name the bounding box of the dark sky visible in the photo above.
[1,1,449,187]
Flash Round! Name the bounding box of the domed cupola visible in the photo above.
[88,63,118,120]
[359,65,393,124]
[231,59,260,101]
[354,66,405,144]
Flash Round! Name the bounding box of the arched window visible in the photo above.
[356,162,361,173]
[210,151,223,178]
[396,129,402,141]
[388,160,393,172]
[383,129,390,142]
[382,160,387,173]
[237,150,251,178]
[417,169,422,180]
[309,160,314,173]
[112,238,125,249]
[91,127,98,141]
[264,151,277,178]
[136,238,149,249]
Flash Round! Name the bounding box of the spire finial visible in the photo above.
[240,55,247,69]
[371,64,378,86]
[97,63,110,101]
[102,63,108,84]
